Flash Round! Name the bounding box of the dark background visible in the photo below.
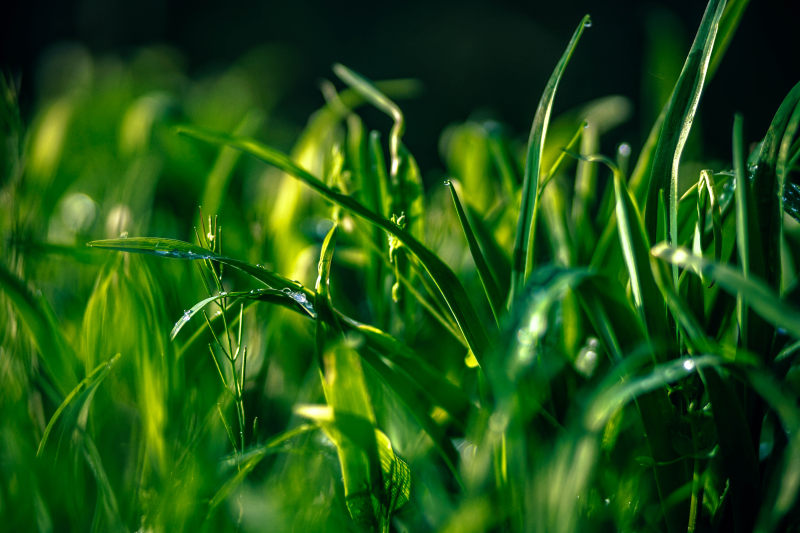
[2,0,798,170]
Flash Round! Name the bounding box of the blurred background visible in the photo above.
[3,0,798,171]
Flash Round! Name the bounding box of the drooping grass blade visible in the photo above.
[652,244,800,339]
[173,126,494,365]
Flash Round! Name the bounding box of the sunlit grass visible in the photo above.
[3,1,800,531]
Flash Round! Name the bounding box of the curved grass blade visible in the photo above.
[585,355,723,432]
[173,126,493,364]
[644,0,726,251]
[90,234,473,422]
[36,353,123,456]
[333,64,404,182]
[652,244,800,339]
[87,237,312,298]
[446,179,503,324]
[510,14,591,304]
[169,287,314,341]
[612,161,669,348]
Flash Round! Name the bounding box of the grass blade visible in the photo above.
[509,15,591,303]
[643,0,727,252]
[446,179,503,324]
[173,126,494,364]
[652,244,800,339]
[36,353,123,456]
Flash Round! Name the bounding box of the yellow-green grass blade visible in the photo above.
[87,235,471,423]
[368,131,392,219]
[334,64,405,183]
[613,164,669,350]
[36,353,123,457]
[169,288,314,341]
[447,179,503,325]
[652,244,800,339]
[354,346,462,485]
[644,0,727,261]
[509,15,591,304]
[173,126,494,364]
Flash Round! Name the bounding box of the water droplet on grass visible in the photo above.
[618,143,632,157]
[583,17,592,28]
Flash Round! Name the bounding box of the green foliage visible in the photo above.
[3,3,800,532]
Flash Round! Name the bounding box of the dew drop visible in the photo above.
[683,359,695,371]
[583,17,592,28]
[443,179,452,187]
[618,143,632,157]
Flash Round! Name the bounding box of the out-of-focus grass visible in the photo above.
[3,1,800,531]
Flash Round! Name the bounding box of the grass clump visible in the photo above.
[3,1,800,531]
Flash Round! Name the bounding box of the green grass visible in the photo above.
[3,1,800,531]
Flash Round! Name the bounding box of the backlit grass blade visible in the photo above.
[631,0,744,203]
[169,288,314,341]
[652,244,800,338]
[649,255,716,355]
[612,162,668,347]
[644,0,727,252]
[174,125,493,364]
[509,15,591,304]
[355,347,462,483]
[334,64,405,186]
[447,179,503,324]
[36,353,123,456]
[87,237,313,297]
